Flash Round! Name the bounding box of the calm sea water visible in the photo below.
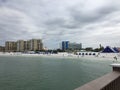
[0,56,112,90]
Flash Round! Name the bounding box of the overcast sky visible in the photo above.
[0,0,120,49]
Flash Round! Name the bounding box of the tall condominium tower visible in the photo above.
[5,39,43,52]
[5,41,17,52]
[17,40,25,52]
[29,39,43,51]
[17,39,43,52]
[61,41,69,50]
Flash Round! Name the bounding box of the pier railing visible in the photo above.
[74,63,120,90]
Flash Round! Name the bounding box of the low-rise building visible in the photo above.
[0,46,5,52]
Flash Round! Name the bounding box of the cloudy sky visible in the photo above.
[0,0,120,49]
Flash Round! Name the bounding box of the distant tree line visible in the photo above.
[83,46,104,52]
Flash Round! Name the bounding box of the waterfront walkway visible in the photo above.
[75,63,120,90]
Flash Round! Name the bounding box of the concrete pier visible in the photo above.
[74,63,120,90]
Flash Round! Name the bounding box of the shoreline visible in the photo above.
[0,52,120,61]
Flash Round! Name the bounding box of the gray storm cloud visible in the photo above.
[0,0,120,48]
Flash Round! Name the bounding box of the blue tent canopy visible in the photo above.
[113,47,119,53]
[102,46,119,53]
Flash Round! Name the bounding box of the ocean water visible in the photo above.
[0,56,112,90]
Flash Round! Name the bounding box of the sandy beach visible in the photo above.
[0,52,120,61]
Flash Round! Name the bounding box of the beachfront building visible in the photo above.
[0,46,5,52]
[17,39,43,52]
[28,39,43,51]
[5,41,17,52]
[2,39,43,52]
[23,41,28,51]
[61,41,69,51]
[69,43,82,51]
[17,40,28,52]
[61,41,82,51]
[17,40,29,52]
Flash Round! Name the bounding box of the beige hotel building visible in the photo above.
[29,39,43,51]
[5,41,17,52]
[5,39,43,52]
